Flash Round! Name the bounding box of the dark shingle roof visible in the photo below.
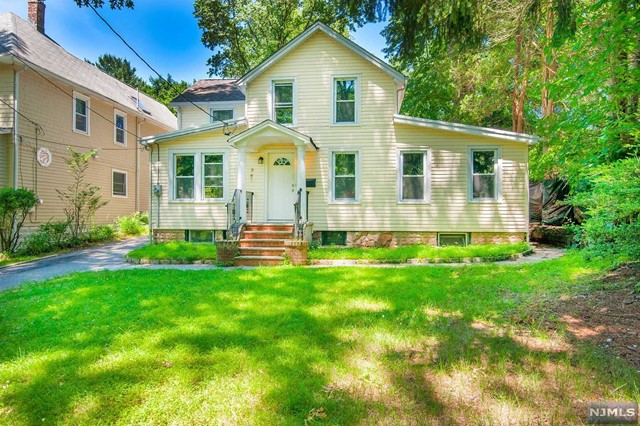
[170,79,245,104]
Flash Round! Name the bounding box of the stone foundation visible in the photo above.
[313,230,527,247]
[284,240,309,265]
[215,240,239,265]
[152,229,185,243]
[470,232,527,244]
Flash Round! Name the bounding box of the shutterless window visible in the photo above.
[334,78,356,123]
[273,81,294,125]
[174,154,195,199]
[203,154,224,199]
[401,152,428,201]
[112,171,127,197]
[210,109,234,122]
[74,95,89,133]
[333,152,357,201]
[114,111,126,145]
[471,150,498,200]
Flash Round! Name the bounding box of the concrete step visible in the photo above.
[239,238,287,248]
[238,247,285,257]
[235,256,284,267]
[242,230,293,239]
[245,224,294,232]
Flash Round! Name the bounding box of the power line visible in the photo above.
[18,133,147,152]
[86,3,233,135]
[0,97,45,136]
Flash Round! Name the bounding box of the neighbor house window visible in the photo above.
[112,170,127,197]
[73,92,90,134]
[333,77,358,124]
[332,151,359,202]
[273,80,294,125]
[399,150,429,202]
[203,154,224,199]
[174,154,195,200]
[470,148,499,200]
[114,110,126,145]
[210,109,234,122]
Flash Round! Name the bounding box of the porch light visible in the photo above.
[258,157,264,164]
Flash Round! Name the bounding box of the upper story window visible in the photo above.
[331,150,360,202]
[399,150,430,202]
[333,77,359,124]
[73,92,90,135]
[470,148,500,201]
[210,109,234,123]
[112,170,127,197]
[273,80,294,125]
[114,109,126,146]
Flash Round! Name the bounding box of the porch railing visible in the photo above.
[246,191,254,224]
[226,189,242,240]
[293,188,304,240]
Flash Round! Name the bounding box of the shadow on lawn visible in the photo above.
[0,263,637,424]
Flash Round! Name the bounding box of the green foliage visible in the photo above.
[88,54,149,90]
[0,187,39,253]
[57,148,108,240]
[568,158,640,260]
[194,0,351,77]
[147,74,189,113]
[115,212,147,237]
[19,221,115,256]
[84,225,116,243]
[127,241,217,262]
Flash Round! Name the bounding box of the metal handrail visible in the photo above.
[293,188,303,240]
[226,189,242,240]
[246,191,254,224]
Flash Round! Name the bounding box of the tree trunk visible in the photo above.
[541,0,558,118]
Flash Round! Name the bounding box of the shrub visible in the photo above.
[115,212,147,236]
[20,231,56,255]
[39,220,71,248]
[83,225,116,243]
[0,188,39,253]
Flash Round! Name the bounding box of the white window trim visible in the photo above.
[331,74,360,126]
[209,108,235,123]
[113,109,127,146]
[397,149,431,204]
[329,148,362,204]
[111,169,128,198]
[72,91,90,136]
[269,77,297,127]
[168,149,229,203]
[468,146,502,203]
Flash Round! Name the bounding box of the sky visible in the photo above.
[2,0,388,83]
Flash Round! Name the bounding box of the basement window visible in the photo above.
[438,233,469,247]
[186,230,215,243]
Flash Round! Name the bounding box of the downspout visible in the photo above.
[136,117,146,212]
[147,142,153,239]
[13,67,25,189]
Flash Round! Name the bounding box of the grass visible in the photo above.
[126,241,217,262]
[0,253,41,268]
[0,254,638,425]
[310,242,532,262]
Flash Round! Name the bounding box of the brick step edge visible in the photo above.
[309,249,534,265]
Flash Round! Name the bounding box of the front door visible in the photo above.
[267,152,295,221]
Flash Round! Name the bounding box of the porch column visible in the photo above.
[237,147,247,222]
[297,145,307,222]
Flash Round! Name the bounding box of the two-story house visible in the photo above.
[141,22,538,265]
[0,2,176,234]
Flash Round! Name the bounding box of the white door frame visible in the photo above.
[264,149,296,222]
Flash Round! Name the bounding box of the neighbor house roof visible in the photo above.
[237,21,407,86]
[0,13,176,130]
[393,114,541,145]
[170,79,245,105]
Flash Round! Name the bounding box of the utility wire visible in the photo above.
[0,97,45,136]
[86,3,234,135]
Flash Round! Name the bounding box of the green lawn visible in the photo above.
[310,242,532,262]
[0,254,40,268]
[127,241,217,262]
[0,254,638,425]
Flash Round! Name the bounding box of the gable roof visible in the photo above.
[228,120,318,151]
[393,114,540,145]
[0,13,176,130]
[170,79,245,105]
[237,21,407,86]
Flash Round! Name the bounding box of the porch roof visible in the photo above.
[228,120,318,152]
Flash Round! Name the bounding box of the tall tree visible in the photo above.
[148,74,189,113]
[88,54,149,91]
[194,0,351,77]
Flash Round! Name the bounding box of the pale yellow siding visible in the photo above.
[0,134,8,187]
[12,69,170,229]
[179,103,246,129]
[155,30,530,235]
[0,66,14,130]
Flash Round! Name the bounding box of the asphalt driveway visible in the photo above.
[0,236,148,292]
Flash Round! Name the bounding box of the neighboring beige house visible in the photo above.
[142,22,538,264]
[0,3,176,233]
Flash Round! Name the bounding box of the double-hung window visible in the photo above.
[73,92,90,134]
[203,154,224,200]
[273,80,294,125]
[210,109,234,122]
[174,154,195,200]
[332,151,359,202]
[333,77,358,124]
[112,170,127,197]
[399,151,429,202]
[470,148,499,201]
[114,110,126,145]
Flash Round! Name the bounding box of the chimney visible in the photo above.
[28,0,46,35]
